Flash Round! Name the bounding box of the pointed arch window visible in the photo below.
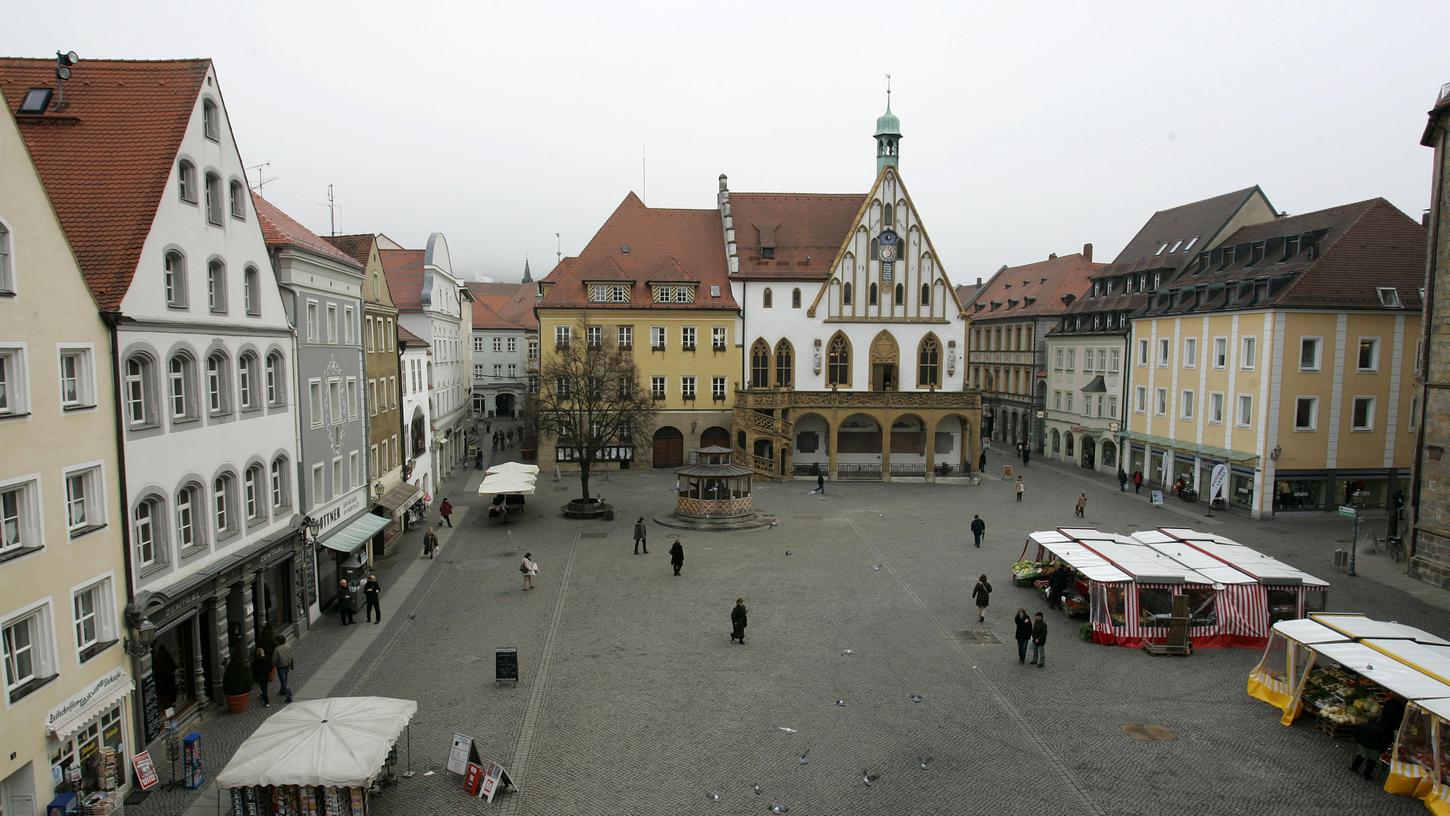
[827,333,850,387]
[894,283,904,304]
[870,237,880,261]
[921,283,931,305]
[868,283,878,306]
[749,339,771,388]
[774,340,793,388]
[762,288,773,309]
[791,288,801,308]
[842,282,853,306]
[918,334,941,389]
[884,203,894,227]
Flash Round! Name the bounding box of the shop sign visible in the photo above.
[314,492,366,538]
[46,667,129,736]
[1338,505,1357,518]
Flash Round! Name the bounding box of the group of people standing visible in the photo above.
[973,575,1049,669]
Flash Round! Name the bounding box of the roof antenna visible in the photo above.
[327,184,336,236]
[54,50,79,111]
[555,232,562,265]
[642,146,647,206]
[246,162,276,194]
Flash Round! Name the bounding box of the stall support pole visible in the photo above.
[403,725,414,778]
[1350,509,1359,577]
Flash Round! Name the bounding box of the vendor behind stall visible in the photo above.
[1349,695,1407,780]
[1047,564,1073,610]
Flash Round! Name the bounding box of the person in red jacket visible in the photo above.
[439,497,454,527]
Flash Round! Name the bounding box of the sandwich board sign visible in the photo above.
[448,733,481,775]
[479,760,515,802]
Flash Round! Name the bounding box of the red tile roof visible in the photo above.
[728,192,867,279]
[379,248,425,309]
[970,252,1105,321]
[0,58,210,311]
[466,282,538,330]
[538,193,736,311]
[396,324,428,347]
[252,193,362,270]
[322,233,375,267]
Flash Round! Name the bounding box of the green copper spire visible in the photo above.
[875,77,901,173]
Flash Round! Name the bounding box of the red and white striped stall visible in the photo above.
[1020,527,1329,649]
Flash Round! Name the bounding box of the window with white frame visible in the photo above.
[1241,336,1256,370]
[681,327,697,350]
[1053,390,1062,411]
[586,326,602,348]
[1137,339,1148,366]
[528,338,538,360]
[328,379,342,424]
[1097,350,1107,372]
[214,473,236,536]
[650,326,666,350]
[175,484,200,551]
[0,223,13,293]
[206,352,230,415]
[1294,397,1318,431]
[711,376,726,400]
[1109,349,1120,372]
[244,465,264,522]
[1208,392,1224,424]
[346,378,358,420]
[1180,390,1194,420]
[306,301,319,342]
[177,160,197,203]
[270,457,289,510]
[1237,394,1253,428]
[491,336,503,353]
[1065,392,1073,413]
[326,304,338,344]
[164,251,187,308]
[168,354,195,420]
[265,352,284,407]
[493,364,502,378]
[238,353,259,410]
[57,347,95,409]
[3,605,57,702]
[555,325,572,348]
[1357,338,1380,372]
[1107,395,1117,418]
[72,578,117,661]
[1,478,40,553]
[207,260,226,313]
[309,380,323,427]
[650,376,666,400]
[712,327,727,351]
[310,464,324,510]
[350,451,360,490]
[1082,350,1093,373]
[0,346,24,416]
[508,363,517,377]
[1212,337,1227,369]
[1053,349,1062,371]
[243,265,261,316]
[123,355,156,427]
[132,496,162,567]
[1158,338,1169,367]
[202,98,220,140]
[1351,397,1375,431]
[63,465,104,534]
[332,458,343,497]
[1299,337,1322,371]
[230,180,246,220]
[1183,337,1197,368]
[1155,388,1167,416]
[682,376,696,400]
[368,379,377,415]
[205,171,224,224]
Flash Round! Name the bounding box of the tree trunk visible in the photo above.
[579,461,592,502]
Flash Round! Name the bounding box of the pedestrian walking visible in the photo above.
[633,517,649,554]
[970,514,986,548]
[422,526,439,559]
[669,538,685,576]
[979,449,987,474]
[1074,492,1087,518]
[730,597,748,644]
[1022,445,1030,467]
[251,646,273,707]
[475,449,484,469]
[363,573,382,623]
[1118,469,1128,492]
[1031,612,1048,667]
[272,635,295,703]
[971,574,992,623]
[440,497,454,527]
[1014,608,1032,664]
[520,553,538,590]
[816,473,826,495]
[338,579,356,625]
[1133,470,1143,494]
[1015,476,1025,503]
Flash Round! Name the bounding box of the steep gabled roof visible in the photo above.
[970,251,1105,321]
[537,192,736,310]
[379,248,426,309]
[466,282,538,330]
[729,192,867,280]
[252,194,363,270]
[0,57,211,310]
[1107,186,1272,274]
[324,233,376,267]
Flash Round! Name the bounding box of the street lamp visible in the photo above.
[122,597,157,657]
[300,515,322,548]
[1270,444,1282,460]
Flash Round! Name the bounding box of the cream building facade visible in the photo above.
[0,90,135,812]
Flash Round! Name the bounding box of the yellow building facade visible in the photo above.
[0,96,135,810]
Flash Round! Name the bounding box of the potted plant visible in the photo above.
[222,650,253,714]
[256,623,279,681]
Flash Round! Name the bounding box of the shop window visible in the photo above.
[1137,587,1173,627]
[1184,586,1217,626]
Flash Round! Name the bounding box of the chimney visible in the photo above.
[1424,210,1432,228]
[1082,243,1093,262]
[976,277,982,286]
[1048,253,1057,260]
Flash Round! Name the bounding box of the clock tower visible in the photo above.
[874,98,902,174]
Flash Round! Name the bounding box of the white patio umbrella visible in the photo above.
[486,462,541,476]
[478,473,537,495]
[216,697,417,789]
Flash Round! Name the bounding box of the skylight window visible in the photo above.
[1377,287,1402,308]
[1182,236,1199,252]
[1155,242,1169,255]
[18,88,52,115]
[1168,240,1183,253]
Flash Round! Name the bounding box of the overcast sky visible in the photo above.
[8,1,1450,283]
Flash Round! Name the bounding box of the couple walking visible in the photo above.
[250,635,297,706]
[1013,610,1049,667]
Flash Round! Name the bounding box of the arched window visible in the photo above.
[177,160,197,202]
[168,353,195,420]
[921,283,931,305]
[868,283,878,306]
[0,223,12,293]
[244,465,264,522]
[133,496,164,567]
[791,288,801,308]
[243,265,260,316]
[206,352,231,414]
[270,457,290,510]
[265,352,285,407]
[214,472,235,536]
[762,288,773,309]
[774,340,793,388]
[204,171,223,224]
[123,354,156,427]
[827,333,850,387]
[202,99,219,141]
[884,203,894,227]
[207,259,226,312]
[164,251,187,308]
[176,483,202,551]
[870,237,880,261]
[238,353,259,410]
[750,339,771,388]
[894,283,904,304]
[918,334,941,389]
[230,180,246,219]
[842,282,853,306]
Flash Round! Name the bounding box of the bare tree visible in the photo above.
[536,317,657,502]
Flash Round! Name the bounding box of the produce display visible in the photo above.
[1300,664,1391,726]
[1011,560,1048,586]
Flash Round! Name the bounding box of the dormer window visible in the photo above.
[760,247,775,260]
[1218,246,1235,269]
[1377,287,1402,308]
[1281,235,1300,262]
[202,98,219,141]
[1248,242,1265,266]
[587,283,630,304]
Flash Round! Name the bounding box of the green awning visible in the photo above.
[1118,430,1260,465]
[318,513,390,554]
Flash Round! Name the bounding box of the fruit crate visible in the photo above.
[1315,713,1357,740]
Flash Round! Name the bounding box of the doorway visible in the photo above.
[652,427,684,468]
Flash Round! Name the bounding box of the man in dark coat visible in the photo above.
[338,579,356,625]
[1013,609,1033,664]
[440,497,454,527]
[251,646,273,707]
[978,449,987,473]
[1021,445,1030,466]
[363,573,382,623]
[816,473,826,495]
[1118,469,1129,492]
[1047,565,1073,609]
[633,517,648,555]
[970,514,986,548]
[730,598,748,644]
[669,538,684,576]
[1031,612,1048,667]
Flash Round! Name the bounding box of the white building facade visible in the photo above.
[399,335,434,501]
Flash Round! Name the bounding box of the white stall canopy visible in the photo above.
[216,697,417,789]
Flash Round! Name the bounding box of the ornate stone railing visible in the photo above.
[735,388,980,411]
[890,463,927,476]
[750,454,778,476]
[676,495,754,518]
[837,463,882,479]
[733,407,792,438]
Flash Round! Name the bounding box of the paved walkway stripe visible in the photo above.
[846,518,1106,816]
[499,532,580,816]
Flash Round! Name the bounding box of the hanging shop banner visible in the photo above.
[132,751,159,790]
[1211,464,1230,502]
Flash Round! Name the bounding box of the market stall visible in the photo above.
[477,470,536,522]
[215,696,416,816]
[1388,696,1450,815]
[1017,527,1325,649]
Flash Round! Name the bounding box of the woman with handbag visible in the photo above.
[520,553,538,590]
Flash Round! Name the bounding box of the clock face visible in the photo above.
[880,244,897,262]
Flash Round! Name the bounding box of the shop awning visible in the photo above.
[1313,642,1450,701]
[46,667,133,742]
[1118,430,1260,466]
[318,513,390,554]
[1079,375,1107,393]
[217,697,417,789]
[375,482,423,516]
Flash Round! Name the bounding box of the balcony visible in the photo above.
[734,387,981,412]
[733,406,792,439]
